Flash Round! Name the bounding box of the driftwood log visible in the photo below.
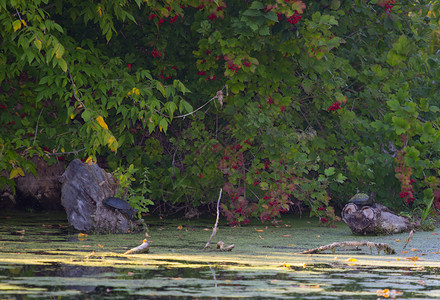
[300,241,396,255]
[342,202,414,235]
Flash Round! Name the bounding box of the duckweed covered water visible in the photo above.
[1,211,440,299]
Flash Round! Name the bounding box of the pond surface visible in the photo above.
[1,212,440,299]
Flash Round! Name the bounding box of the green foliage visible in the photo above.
[2,0,440,224]
[113,164,153,217]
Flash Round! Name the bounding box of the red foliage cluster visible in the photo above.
[286,11,301,24]
[169,16,178,23]
[221,182,255,226]
[159,67,172,80]
[158,18,166,26]
[227,61,240,74]
[151,50,162,58]
[327,102,341,111]
[379,0,396,13]
[395,150,415,204]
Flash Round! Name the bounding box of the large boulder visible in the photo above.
[13,156,65,210]
[60,159,140,233]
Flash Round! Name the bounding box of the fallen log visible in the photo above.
[300,241,396,255]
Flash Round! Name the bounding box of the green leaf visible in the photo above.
[55,43,65,60]
[335,173,347,183]
[179,100,193,113]
[324,167,335,176]
[165,102,177,120]
[259,181,269,190]
[264,11,278,22]
[58,58,67,72]
[249,1,264,10]
[159,118,168,133]
[392,116,410,135]
[34,38,42,51]
[156,81,165,97]
[243,9,262,17]
[386,99,400,111]
[81,110,92,122]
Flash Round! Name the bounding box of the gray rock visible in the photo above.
[60,159,140,233]
[342,201,415,235]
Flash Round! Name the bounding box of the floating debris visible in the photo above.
[124,239,150,255]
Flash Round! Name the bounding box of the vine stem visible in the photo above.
[32,109,43,145]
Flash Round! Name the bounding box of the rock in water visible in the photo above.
[60,159,139,233]
[342,200,415,235]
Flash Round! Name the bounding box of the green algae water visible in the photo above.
[1,212,440,299]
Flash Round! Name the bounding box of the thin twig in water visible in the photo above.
[203,188,222,250]
[403,229,414,249]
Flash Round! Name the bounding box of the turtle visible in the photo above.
[103,197,138,220]
[348,192,374,207]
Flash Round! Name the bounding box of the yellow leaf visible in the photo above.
[177,225,183,230]
[132,87,140,95]
[97,6,103,17]
[13,20,22,32]
[9,167,24,179]
[96,116,109,130]
[108,135,118,152]
[21,20,27,27]
[406,256,420,261]
[347,258,357,262]
[282,263,291,268]
[395,239,401,242]
[85,156,94,165]
[70,113,75,119]
[98,244,104,247]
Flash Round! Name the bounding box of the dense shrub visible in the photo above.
[1,0,440,224]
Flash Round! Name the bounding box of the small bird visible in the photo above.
[403,229,414,249]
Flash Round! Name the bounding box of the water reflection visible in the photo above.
[1,262,440,299]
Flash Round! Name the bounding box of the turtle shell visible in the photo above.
[103,197,137,219]
[348,193,374,206]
